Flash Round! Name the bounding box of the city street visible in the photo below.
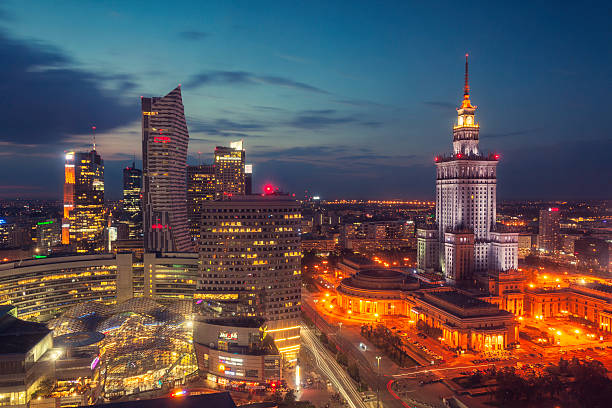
[300,324,368,408]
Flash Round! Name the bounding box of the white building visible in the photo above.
[418,56,518,283]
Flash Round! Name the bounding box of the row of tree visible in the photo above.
[361,324,415,367]
[468,357,612,407]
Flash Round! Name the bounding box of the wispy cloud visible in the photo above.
[286,109,382,129]
[184,70,328,94]
[178,30,209,40]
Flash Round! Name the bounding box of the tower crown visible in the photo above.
[452,54,479,155]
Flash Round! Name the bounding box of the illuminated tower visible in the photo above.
[214,141,246,199]
[67,149,106,253]
[123,162,142,239]
[417,55,518,283]
[187,164,215,244]
[62,152,75,245]
[142,86,193,252]
[197,193,302,358]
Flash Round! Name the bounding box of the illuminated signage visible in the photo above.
[245,164,253,174]
[65,153,74,161]
[37,220,54,225]
[143,111,158,116]
[230,140,243,150]
[153,136,171,143]
[219,331,238,341]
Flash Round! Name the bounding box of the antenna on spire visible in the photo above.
[91,126,97,151]
[198,151,202,166]
[132,152,136,168]
[464,53,470,96]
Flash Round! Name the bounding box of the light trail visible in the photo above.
[300,324,367,408]
[393,363,496,378]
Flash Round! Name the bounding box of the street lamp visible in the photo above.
[338,322,342,335]
[375,356,382,408]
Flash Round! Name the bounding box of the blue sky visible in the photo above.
[0,0,610,200]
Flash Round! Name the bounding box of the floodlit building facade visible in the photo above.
[187,164,215,244]
[417,56,518,283]
[197,194,302,358]
[193,317,282,387]
[0,252,200,320]
[214,141,246,199]
[142,86,193,252]
[62,150,106,253]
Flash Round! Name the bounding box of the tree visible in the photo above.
[283,389,296,404]
[348,363,360,383]
[336,353,348,367]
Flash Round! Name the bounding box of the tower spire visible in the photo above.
[464,53,469,96]
[92,126,97,151]
[460,53,474,109]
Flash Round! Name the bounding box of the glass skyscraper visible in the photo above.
[123,162,142,239]
[141,86,193,252]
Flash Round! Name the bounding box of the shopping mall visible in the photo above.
[0,252,198,321]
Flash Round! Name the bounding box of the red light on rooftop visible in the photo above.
[494,154,500,160]
[263,184,276,195]
[550,207,560,212]
[456,153,463,159]
[434,156,439,162]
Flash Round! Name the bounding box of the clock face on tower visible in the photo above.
[466,116,473,125]
[458,116,464,126]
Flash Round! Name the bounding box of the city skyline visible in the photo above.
[0,1,610,201]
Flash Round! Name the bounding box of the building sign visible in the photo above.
[219,331,238,341]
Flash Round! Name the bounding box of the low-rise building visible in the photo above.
[193,317,282,390]
[0,306,54,407]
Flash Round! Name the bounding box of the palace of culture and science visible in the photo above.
[417,56,518,284]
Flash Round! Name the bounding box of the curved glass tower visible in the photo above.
[142,86,193,252]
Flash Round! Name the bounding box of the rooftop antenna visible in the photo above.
[198,151,202,165]
[91,126,97,151]
[132,152,136,168]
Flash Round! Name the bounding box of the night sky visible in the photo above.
[0,0,610,200]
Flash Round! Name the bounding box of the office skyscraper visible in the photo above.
[538,208,561,253]
[417,56,518,282]
[187,164,215,244]
[123,162,142,239]
[197,194,302,358]
[63,150,106,253]
[214,141,246,199]
[141,86,193,252]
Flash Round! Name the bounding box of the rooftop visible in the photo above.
[428,290,493,309]
[77,392,237,408]
[204,317,265,328]
[0,313,51,354]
